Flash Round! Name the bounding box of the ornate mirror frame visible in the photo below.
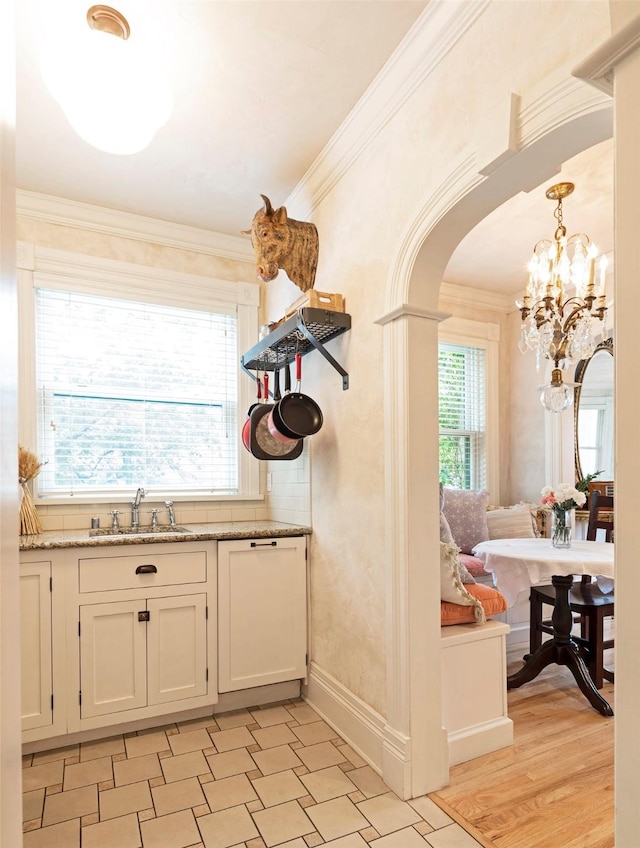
[574,337,614,483]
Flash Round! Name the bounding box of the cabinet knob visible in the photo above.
[135,564,158,574]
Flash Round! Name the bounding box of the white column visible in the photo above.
[377,304,449,798]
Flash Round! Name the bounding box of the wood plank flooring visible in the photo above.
[429,644,614,848]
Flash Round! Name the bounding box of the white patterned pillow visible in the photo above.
[486,503,537,540]
[440,541,485,623]
[442,488,490,554]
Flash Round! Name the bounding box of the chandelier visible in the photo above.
[40,6,173,155]
[516,182,609,413]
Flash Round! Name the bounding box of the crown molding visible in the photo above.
[438,280,512,314]
[286,0,490,219]
[16,190,255,264]
[573,11,640,95]
[375,303,451,327]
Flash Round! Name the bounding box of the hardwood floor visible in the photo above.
[429,643,614,848]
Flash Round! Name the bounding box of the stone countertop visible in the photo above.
[19,521,312,551]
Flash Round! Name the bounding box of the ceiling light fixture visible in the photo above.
[516,182,609,413]
[40,5,173,155]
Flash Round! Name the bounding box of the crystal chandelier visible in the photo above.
[516,182,609,413]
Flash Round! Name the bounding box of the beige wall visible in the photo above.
[263,0,610,718]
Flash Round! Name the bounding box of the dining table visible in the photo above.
[472,538,615,716]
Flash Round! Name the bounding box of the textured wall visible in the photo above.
[264,1,610,717]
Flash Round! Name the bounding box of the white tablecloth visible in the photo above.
[472,538,615,607]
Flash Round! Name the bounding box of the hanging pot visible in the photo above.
[243,376,263,452]
[247,372,263,417]
[271,352,323,438]
[249,403,303,460]
[268,361,300,445]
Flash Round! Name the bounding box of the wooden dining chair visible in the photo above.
[586,491,614,542]
[528,492,614,689]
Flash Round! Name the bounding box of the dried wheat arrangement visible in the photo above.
[18,445,45,535]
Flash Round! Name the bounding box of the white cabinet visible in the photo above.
[80,594,208,719]
[218,536,307,692]
[19,532,309,745]
[20,561,53,732]
[72,542,216,730]
[441,621,513,765]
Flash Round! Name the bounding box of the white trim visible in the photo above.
[439,319,501,503]
[381,310,448,798]
[375,303,450,327]
[286,0,490,219]
[439,281,512,315]
[17,191,255,263]
[17,242,260,502]
[305,663,386,776]
[447,717,514,766]
[572,12,640,96]
[18,243,259,310]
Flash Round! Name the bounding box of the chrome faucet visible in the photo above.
[130,487,145,528]
[165,501,176,528]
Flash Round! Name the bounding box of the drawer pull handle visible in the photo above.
[250,541,277,548]
[135,564,157,574]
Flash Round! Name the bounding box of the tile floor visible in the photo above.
[22,699,483,848]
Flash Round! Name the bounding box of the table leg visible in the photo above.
[507,574,613,717]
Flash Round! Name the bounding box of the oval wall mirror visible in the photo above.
[574,338,614,483]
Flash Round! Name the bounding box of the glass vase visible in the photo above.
[552,509,572,548]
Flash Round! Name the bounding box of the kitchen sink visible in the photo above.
[89,525,191,538]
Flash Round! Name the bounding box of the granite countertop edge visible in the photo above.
[19,521,312,551]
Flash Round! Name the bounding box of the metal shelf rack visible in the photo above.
[240,307,351,390]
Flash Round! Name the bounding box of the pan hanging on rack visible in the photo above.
[269,352,323,439]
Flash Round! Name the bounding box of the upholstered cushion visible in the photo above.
[459,553,490,579]
[486,503,537,540]
[440,583,508,626]
[456,556,475,584]
[439,483,454,544]
[440,541,485,623]
[442,488,490,554]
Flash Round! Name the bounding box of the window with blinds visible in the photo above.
[438,342,486,490]
[35,289,238,497]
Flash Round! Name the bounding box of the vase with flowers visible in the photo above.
[541,483,587,548]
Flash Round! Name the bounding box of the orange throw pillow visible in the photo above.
[441,583,507,626]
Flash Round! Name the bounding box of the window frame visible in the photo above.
[18,242,260,504]
[438,316,500,502]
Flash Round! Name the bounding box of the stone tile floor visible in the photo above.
[22,699,483,848]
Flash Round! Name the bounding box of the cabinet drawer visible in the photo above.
[79,550,207,593]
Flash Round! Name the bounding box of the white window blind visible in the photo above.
[35,288,238,497]
[438,342,486,490]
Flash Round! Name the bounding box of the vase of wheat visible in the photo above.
[18,446,45,535]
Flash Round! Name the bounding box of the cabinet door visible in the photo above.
[80,600,147,719]
[21,562,53,731]
[147,594,208,706]
[218,537,307,692]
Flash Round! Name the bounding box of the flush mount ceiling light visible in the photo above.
[41,5,173,155]
[516,182,609,413]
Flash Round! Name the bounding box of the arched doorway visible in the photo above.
[378,77,613,799]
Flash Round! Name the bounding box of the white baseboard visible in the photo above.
[304,662,387,775]
[447,716,513,766]
[23,681,301,753]
[505,620,530,650]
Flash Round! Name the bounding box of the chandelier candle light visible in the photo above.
[517,182,609,413]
